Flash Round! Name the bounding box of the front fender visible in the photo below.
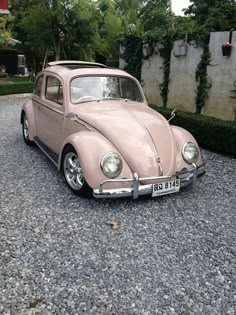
[59,131,133,189]
[21,100,36,141]
[171,125,204,171]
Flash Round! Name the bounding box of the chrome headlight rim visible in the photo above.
[182,142,199,164]
[101,152,123,179]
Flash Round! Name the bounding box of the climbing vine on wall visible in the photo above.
[121,35,143,81]
[195,42,211,114]
[159,36,172,107]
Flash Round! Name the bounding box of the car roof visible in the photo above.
[42,61,133,81]
[46,60,108,69]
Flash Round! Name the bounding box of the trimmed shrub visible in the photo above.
[150,105,236,156]
[0,83,33,96]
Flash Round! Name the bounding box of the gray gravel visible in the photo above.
[0,98,236,315]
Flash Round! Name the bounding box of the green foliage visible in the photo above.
[140,0,171,33]
[57,0,100,60]
[114,0,144,35]
[184,0,236,31]
[0,15,15,47]
[11,0,100,70]
[159,36,172,107]
[122,35,143,81]
[182,0,236,113]
[19,4,53,56]
[150,105,236,156]
[97,1,123,59]
[0,82,33,95]
[195,44,211,114]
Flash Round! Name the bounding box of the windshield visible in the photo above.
[70,76,143,104]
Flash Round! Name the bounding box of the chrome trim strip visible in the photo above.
[33,99,64,116]
[93,163,205,199]
[124,105,164,176]
[66,112,94,131]
[34,138,59,167]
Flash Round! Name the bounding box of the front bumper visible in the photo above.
[93,163,205,199]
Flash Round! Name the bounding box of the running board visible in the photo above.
[34,137,59,167]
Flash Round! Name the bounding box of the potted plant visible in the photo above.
[222,42,232,56]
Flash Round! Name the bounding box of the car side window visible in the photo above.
[33,75,43,97]
[45,76,63,105]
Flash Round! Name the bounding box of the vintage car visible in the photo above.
[21,61,205,199]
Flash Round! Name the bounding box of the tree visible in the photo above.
[11,0,101,70]
[184,0,236,32]
[0,15,15,47]
[114,0,144,35]
[96,0,123,62]
[57,0,100,60]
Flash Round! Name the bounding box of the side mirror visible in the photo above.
[168,109,176,123]
[66,112,78,121]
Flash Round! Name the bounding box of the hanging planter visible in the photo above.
[222,42,232,56]
[222,30,233,57]
[173,43,188,57]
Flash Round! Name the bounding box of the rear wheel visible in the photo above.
[22,112,34,146]
[62,146,92,197]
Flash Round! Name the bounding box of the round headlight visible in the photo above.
[182,142,199,164]
[101,152,123,179]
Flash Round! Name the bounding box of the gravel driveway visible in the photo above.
[0,98,236,315]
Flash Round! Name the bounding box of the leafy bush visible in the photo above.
[150,105,236,156]
[0,83,33,96]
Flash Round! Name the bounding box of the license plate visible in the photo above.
[152,179,180,197]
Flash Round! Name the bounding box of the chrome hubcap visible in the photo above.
[64,152,84,190]
[23,116,29,140]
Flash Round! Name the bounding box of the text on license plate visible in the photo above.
[152,179,180,197]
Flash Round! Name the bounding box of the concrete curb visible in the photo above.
[0,93,32,100]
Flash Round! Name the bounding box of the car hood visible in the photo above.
[74,101,177,177]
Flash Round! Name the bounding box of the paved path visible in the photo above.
[0,98,236,314]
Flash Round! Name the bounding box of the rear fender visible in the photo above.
[21,100,36,141]
[59,131,133,189]
[171,125,204,171]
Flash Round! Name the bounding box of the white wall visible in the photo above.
[168,40,203,112]
[141,54,164,105]
[120,32,236,121]
[204,31,236,121]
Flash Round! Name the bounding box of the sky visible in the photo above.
[172,0,191,16]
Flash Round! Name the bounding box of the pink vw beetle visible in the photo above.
[21,61,205,199]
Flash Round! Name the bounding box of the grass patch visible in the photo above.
[0,82,33,95]
[150,105,236,156]
[8,76,32,83]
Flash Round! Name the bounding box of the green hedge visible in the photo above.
[150,105,236,156]
[0,83,33,96]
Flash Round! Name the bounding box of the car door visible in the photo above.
[36,75,64,155]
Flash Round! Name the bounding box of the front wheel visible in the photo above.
[22,112,34,146]
[62,146,92,197]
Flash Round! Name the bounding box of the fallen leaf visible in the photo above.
[29,297,44,309]
[106,221,120,230]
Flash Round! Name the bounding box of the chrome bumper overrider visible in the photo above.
[93,163,205,199]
